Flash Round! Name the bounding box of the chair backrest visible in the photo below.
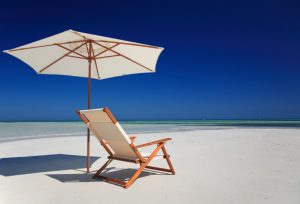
[78,107,140,160]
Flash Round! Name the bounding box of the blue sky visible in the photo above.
[1,0,300,120]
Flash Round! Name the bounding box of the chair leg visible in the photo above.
[93,158,113,178]
[125,143,164,188]
[144,165,173,173]
[144,145,175,174]
[92,143,175,189]
[124,162,147,188]
[161,146,176,175]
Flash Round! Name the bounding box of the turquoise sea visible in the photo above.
[0,120,300,143]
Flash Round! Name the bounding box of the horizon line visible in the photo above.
[1,118,300,122]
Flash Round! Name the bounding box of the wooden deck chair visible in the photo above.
[76,107,175,188]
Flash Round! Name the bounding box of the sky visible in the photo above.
[1,0,300,120]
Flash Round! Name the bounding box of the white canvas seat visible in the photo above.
[77,107,175,188]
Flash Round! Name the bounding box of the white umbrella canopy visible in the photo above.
[3,29,164,79]
[3,29,164,173]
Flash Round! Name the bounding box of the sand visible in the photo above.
[1,127,300,204]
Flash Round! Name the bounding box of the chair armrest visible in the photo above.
[129,136,136,142]
[135,138,172,148]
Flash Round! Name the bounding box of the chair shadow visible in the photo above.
[0,154,99,176]
[46,168,168,183]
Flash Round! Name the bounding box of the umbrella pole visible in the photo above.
[87,42,92,173]
[87,76,91,173]
[87,68,91,172]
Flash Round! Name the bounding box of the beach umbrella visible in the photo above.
[3,29,164,173]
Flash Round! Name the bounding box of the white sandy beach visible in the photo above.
[1,127,300,204]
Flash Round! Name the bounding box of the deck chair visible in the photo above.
[76,107,175,188]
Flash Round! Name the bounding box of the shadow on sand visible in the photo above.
[46,167,168,183]
[0,154,99,176]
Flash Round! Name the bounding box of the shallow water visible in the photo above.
[0,120,300,143]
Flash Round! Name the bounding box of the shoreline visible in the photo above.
[1,125,300,144]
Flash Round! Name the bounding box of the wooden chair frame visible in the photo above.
[77,107,175,189]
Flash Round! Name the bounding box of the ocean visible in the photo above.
[0,120,300,143]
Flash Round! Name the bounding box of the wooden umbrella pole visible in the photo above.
[87,71,91,173]
[87,40,92,173]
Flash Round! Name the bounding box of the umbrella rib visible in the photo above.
[70,30,90,55]
[69,30,160,49]
[94,43,119,58]
[95,54,119,59]
[70,30,86,38]
[6,40,85,52]
[83,36,90,56]
[69,30,93,64]
[93,41,153,72]
[94,40,160,49]
[39,42,87,73]
[90,43,100,79]
[56,44,87,58]
[67,55,86,59]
